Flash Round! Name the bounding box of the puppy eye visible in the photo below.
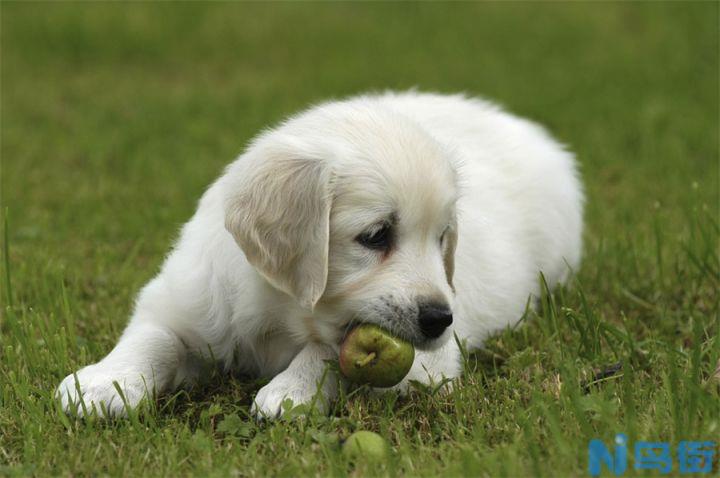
[356,223,392,251]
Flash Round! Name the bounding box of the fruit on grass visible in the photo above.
[339,324,414,388]
[342,431,390,461]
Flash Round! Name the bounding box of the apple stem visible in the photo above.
[355,352,376,368]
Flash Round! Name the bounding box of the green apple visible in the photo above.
[339,324,414,388]
[342,431,390,461]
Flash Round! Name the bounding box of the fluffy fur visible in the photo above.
[57,91,583,417]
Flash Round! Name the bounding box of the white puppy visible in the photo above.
[57,91,583,418]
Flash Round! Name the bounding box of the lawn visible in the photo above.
[1,2,718,476]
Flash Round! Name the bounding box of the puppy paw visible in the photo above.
[391,373,456,395]
[251,372,333,420]
[381,341,462,395]
[56,365,150,418]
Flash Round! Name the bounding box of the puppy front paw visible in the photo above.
[56,365,150,418]
[383,340,462,395]
[388,372,457,395]
[251,371,336,419]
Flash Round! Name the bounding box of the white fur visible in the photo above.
[57,91,583,418]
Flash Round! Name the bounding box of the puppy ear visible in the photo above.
[443,219,458,292]
[224,154,333,310]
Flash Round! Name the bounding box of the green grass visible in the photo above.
[1,2,718,476]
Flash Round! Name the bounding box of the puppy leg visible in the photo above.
[252,342,340,419]
[389,336,462,394]
[56,321,186,417]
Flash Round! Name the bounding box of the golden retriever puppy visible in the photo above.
[57,91,583,418]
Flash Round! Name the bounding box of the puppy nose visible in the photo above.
[417,301,453,339]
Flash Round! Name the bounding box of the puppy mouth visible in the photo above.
[339,319,450,351]
[410,329,452,351]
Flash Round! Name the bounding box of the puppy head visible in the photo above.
[225,101,459,348]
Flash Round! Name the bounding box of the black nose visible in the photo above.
[417,301,453,339]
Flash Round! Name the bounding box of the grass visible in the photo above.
[1,2,718,476]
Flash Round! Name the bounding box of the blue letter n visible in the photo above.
[589,434,628,476]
